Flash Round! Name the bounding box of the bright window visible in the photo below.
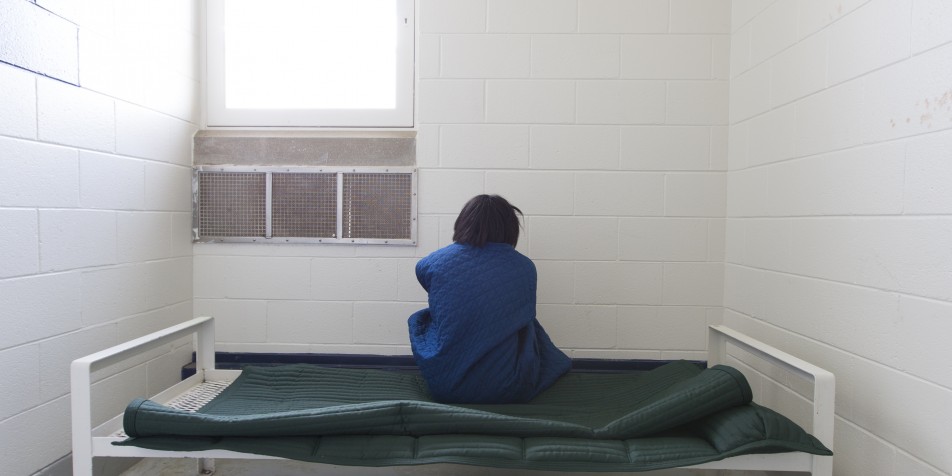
[205,0,414,127]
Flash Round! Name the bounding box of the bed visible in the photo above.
[71,316,834,475]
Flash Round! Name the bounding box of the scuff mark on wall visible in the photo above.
[915,88,952,129]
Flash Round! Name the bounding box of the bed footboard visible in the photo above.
[707,325,835,476]
[70,316,217,476]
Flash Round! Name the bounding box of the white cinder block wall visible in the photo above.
[420,0,732,359]
[725,1,952,475]
[2,1,950,475]
[0,0,199,474]
[196,0,730,362]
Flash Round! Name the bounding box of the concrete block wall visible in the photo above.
[2,1,947,475]
[420,0,729,361]
[0,0,199,474]
[196,0,730,362]
[725,1,952,475]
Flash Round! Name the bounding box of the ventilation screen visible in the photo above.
[272,173,337,238]
[342,173,414,239]
[194,167,416,244]
[197,172,266,237]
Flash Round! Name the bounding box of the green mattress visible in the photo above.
[118,361,831,472]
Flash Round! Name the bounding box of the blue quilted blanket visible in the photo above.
[408,242,571,403]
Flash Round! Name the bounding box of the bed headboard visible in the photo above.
[708,325,834,475]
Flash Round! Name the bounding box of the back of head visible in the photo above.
[453,195,523,247]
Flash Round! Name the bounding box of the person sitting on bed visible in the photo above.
[408,194,571,404]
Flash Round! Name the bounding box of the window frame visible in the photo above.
[204,0,415,128]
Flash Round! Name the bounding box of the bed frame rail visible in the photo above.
[70,319,834,476]
[71,316,216,476]
[707,324,835,476]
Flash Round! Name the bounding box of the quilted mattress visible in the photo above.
[118,360,831,472]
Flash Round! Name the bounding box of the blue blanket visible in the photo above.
[408,243,571,403]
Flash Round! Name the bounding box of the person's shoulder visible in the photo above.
[512,249,535,270]
[486,243,534,266]
[420,242,466,264]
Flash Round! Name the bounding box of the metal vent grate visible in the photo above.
[193,167,416,245]
[272,172,337,238]
[343,173,413,240]
[197,172,267,237]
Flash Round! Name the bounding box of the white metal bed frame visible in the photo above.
[71,317,834,475]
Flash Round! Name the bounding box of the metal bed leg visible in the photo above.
[813,454,833,476]
[200,457,216,474]
[71,359,94,476]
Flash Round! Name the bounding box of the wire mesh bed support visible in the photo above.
[70,317,834,476]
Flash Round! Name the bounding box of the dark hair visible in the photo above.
[453,195,523,247]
